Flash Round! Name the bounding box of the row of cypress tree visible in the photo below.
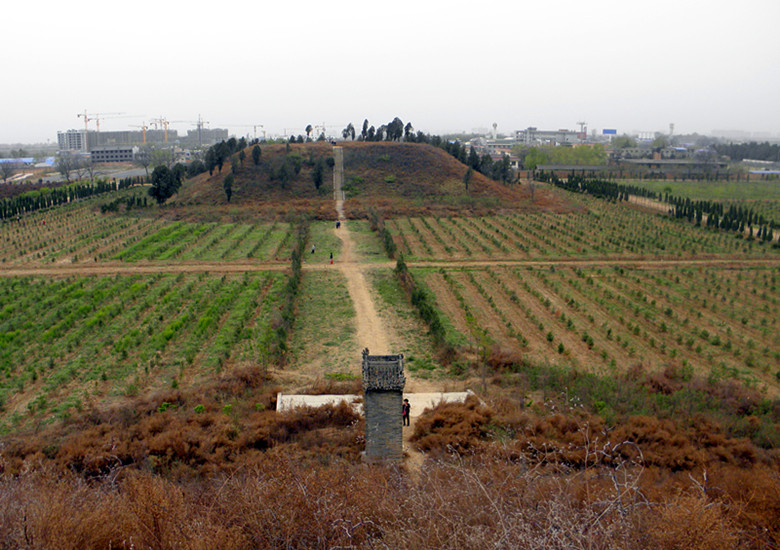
[538,173,778,243]
[0,177,142,220]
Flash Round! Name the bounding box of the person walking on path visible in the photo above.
[402,398,411,426]
[311,244,316,254]
[329,252,333,264]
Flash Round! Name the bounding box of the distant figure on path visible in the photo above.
[330,252,333,264]
[336,221,341,229]
[311,244,316,254]
[402,398,411,426]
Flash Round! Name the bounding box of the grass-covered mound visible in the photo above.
[173,142,572,220]
[172,142,336,221]
[340,142,568,216]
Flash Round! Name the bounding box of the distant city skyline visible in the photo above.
[2,121,778,148]
[2,0,778,145]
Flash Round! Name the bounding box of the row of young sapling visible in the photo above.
[415,262,778,386]
[386,200,765,261]
[0,202,166,263]
[512,204,763,256]
[540,173,780,243]
[0,190,296,265]
[0,177,142,221]
[113,220,292,263]
[557,265,777,379]
[0,270,287,428]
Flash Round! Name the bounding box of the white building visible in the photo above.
[57,129,86,151]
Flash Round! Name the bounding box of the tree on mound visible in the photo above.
[148,165,183,204]
[268,154,303,189]
[311,158,325,191]
[223,173,234,202]
[342,123,355,140]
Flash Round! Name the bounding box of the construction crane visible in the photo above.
[77,111,128,149]
[224,124,265,141]
[94,112,127,133]
[151,117,172,143]
[129,122,149,145]
[167,115,210,146]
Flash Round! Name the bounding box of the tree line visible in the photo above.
[536,173,657,201]
[0,177,141,220]
[538,173,778,243]
[516,144,607,170]
[713,141,780,162]
[668,196,777,240]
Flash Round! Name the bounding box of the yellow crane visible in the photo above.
[150,117,171,143]
[77,110,126,149]
[129,122,149,145]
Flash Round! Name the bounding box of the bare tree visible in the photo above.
[56,152,78,183]
[134,146,152,178]
[83,158,99,182]
[73,156,91,182]
[0,161,19,183]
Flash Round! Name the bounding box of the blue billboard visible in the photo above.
[602,129,617,135]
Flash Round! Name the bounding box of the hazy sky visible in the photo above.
[3,0,779,144]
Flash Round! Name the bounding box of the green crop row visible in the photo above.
[0,269,287,430]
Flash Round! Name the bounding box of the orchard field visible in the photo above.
[622,178,780,227]
[389,194,775,261]
[0,183,779,429]
[381,185,780,399]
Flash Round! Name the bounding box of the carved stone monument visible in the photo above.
[362,348,405,461]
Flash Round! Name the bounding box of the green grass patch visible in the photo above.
[302,221,342,265]
[325,372,359,382]
[623,179,780,201]
[289,270,356,372]
[348,220,387,262]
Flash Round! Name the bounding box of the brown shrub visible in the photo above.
[707,463,780,544]
[0,469,247,549]
[641,494,738,550]
[486,345,525,371]
[0,455,776,549]
[213,364,269,397]
[411,396,493,453]
[644,365,684,395]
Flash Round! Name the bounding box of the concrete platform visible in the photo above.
[276,393,362,413]
[276,391,473,417]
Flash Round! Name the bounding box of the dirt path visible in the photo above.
[332,146,392,355]
[1,255,779,279]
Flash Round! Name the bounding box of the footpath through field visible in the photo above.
[1,255,779,279]
[331,146,392,356]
